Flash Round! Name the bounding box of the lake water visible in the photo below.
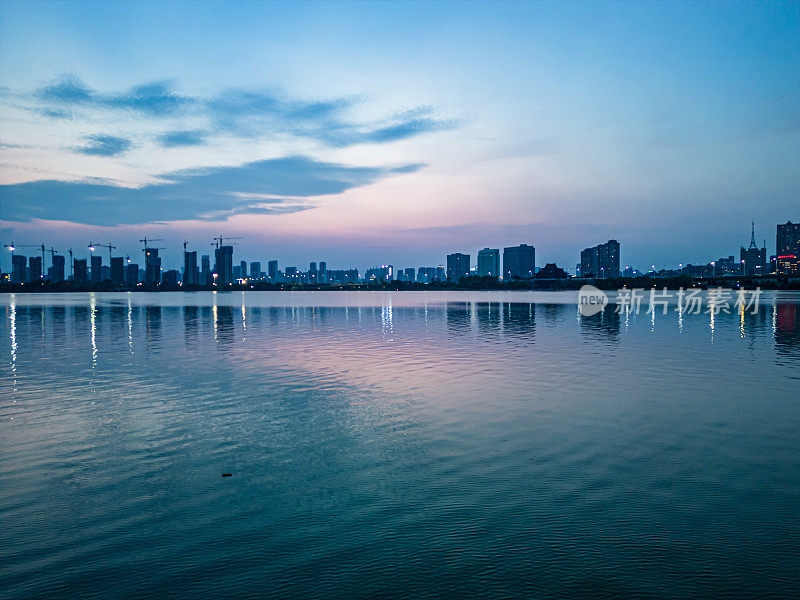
[1,291,798,599]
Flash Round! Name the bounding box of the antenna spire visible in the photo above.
[749,221,757,249]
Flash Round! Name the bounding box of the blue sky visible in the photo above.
[1,0,798,272]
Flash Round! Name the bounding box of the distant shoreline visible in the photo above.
[2,274,799,293]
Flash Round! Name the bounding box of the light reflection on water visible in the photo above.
[1,291,799,600]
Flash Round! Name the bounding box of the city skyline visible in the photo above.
[4,217,800,284]
[1,1,798,270]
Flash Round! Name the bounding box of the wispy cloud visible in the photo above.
[0,156,424,226]
[158,129,207,147]
[20,75,458,149]
[37,75,191,117]
[76,134,132,156]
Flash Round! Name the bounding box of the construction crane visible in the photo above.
[42,246,59,279]
[213,235,242,249]
[88,242,117,266]
[139,237,163,250]
[138,237,166,264]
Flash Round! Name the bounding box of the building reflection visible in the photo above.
[183,305,199,348]
[774,302,800,360]
[110,303,126,341]
[503,302,536,337]
[579,306,621,342]
[215,305,235,346]
[445,302,471,335]
[51,305,66,347]
[145,305,162,345]
[475,302,501,335]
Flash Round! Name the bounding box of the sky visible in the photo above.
[1,0,798,273]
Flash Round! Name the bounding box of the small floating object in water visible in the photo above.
[221,473,233,477]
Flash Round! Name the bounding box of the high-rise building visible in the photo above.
[740,222,767,276]
[214,245,234,285]
[776,221,800,275]
[90,255,102,283]
[110,256,124,283]
[579,240,620,278]
[201,254,211,285]
[446,253,470,282]
[477,248,500,278]
[183,251,198,286]
[28,256,42,282]
[49,254,65,282]
[250,262,261,280]
[11,255,26,283]
[268,260,278,281]
[145,249,161,285]
[404,267,415,282]
[319,261,327,283]
[309,261,318,283]
[239,260,247,279]
[73,259,88,282]
[503,244,535,280]
[125,263,139,286]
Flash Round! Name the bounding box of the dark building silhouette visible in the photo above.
[417,266,445,283]
[503,244,535,280]
[309,261,318,283]
[580,240,620,278]
[183,251,198,286]
[145,249,161,285]
[200,254,211,285]
[477,248,500,278]
[268,260,278,281]
[250,261,261,280]
[48,254,65,282]
[740,222,767,276]
[240,260,247,279]
[535,263,568,279]
[214,245,234,285]
[28,256,42,282]
[73,258,88,282]
[776,221,800,275]
[404,267,416,282]
[162,269,179,286]
[446,253,470,281]
[90,255,102,283]
[110,256,124,283]
[319,261,327,283]
[125,263,139,286]
[327,269,359,283]
[11,254,26,283]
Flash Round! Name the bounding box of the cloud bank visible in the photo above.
[0,156,423,226]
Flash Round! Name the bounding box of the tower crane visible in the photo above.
[213,235,242,249]
[88,242,117,265]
